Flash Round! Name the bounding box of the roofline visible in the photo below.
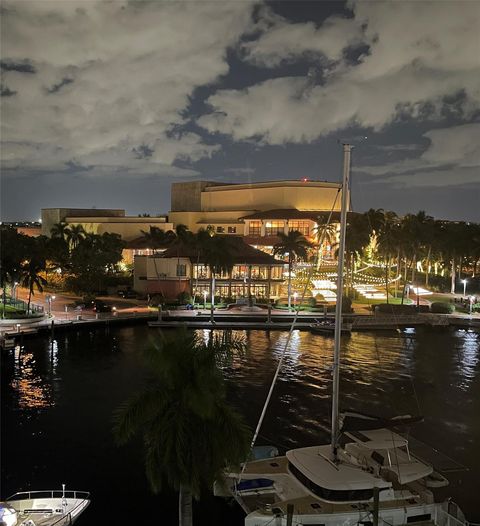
[204,180,342,192]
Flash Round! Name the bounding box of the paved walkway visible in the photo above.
[2,287,477,337]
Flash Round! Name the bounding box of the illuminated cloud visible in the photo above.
[1,1,254,176]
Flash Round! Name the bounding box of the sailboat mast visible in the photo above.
[331,143,352,456]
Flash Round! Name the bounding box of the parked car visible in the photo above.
[118,289,137,299]
[93,301,112,313]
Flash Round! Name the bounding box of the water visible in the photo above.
[2,326,479,524]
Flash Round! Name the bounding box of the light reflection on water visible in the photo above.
[11,344,54,409]
[2,326,480,524]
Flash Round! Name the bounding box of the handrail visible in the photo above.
[7,490,90,501]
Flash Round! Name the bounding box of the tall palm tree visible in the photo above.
[313,217,338,269]
[21,257,47,313]
[376,211,399,304]
[65,224,86,250]
[273,231,313,309]
[345,214,370,297]
[191,228,213,305]
[113,329,250,526]
[202,235,235,322]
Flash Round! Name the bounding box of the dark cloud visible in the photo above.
[0,59,36,73]
[47,77,74,94]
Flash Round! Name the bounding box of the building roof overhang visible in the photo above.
[161,236,284,265]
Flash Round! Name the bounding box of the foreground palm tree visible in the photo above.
[273,230,313,309]
[113,329,250,526]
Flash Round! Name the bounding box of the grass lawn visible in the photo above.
[0,305,28,318]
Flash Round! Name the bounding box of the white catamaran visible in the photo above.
[216,144,471,526]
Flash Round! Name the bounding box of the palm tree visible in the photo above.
[345,214,370,297]
[202,235,235,322]
[273,231,313,309]
[50,221,71,241]
[21,256,47,313]
[65,224,86,250]
[141,226,176,252]
[191,228,213,305]
[376,211,399,304]
[313,216,338,269]
[113,329,250,526]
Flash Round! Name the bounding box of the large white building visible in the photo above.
[168,180,344,242]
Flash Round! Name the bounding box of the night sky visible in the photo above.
[1,1,479,222]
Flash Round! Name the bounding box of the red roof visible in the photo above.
[161,236,283,265]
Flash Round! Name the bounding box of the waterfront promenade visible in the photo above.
[1,288,479,340]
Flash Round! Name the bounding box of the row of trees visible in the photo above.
[0,223,125,311]
[142,212,480,308]
[312,209,480,301]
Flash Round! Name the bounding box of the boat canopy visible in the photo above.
[286,445,391,491]
[345,429,409,450]
[340,411,423,433]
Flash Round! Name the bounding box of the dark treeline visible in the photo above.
[0,222,125,309]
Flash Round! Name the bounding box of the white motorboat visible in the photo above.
[216,144,470,526]
[1,486,90,526]
[0,335,16,350]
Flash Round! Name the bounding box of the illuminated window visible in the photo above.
[216,226,225,233]
[265,221,284,236]
[249,221,261,236]
[193,265,209,279]
[289,221,309,236]
[228,226,236,233]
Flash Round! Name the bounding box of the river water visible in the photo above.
[2,326,479,525]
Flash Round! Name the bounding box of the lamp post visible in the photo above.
[12,281,19,304]
[293,292,298,309]
[462,279,467,297]
[203,290,207,310]
[46,294,55,316]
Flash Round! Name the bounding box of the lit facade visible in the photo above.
[133,237,285,300]
[168,180,344,238]
[41,208,173,241]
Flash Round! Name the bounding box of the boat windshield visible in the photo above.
[288,462,374,502]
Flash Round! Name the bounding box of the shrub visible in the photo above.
[148,293,165,306]
[177,291,192,304]
[431,302,455,314]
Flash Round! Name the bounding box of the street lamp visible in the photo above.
[293,292,298,308]
[46,294,56,316]
[462,279,467,297]
[12,282,19,304]
[203,290,207,310]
